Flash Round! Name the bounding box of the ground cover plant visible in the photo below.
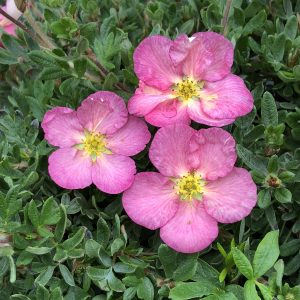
[0,0,300,299]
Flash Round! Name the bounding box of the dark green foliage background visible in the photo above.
[0,0,300,299]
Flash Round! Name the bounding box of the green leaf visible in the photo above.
[243,10,266,36]
[40,67,70,80]
[257,189,271,209]
[169,281,216,300]
[261,92,278,127]
[232,248,254,279]
[28,50,57,67]
[0,48,18,64]
[274,188,292,203]
[28,200,40,227]
[253,231,279,278]
[34,266,55,286]
[173,253,198,281]
[36,283,50,300]
[59,264,76,286]
[54,205,67,243]
[158,244,178,278]
[96,217,110,247]
[284,15,298,40]
[86,266,110,280]
[137,277,154,300]
[255,282,273,300]
[25,246,53,255]
[236,144,267,173]
[244,280,260,300]
[41,197,61,225]
[61,227,86,251]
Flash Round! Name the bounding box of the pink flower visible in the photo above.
[42,91,151,194]
[128,32,254,127]
[0,0,22,37]
[122,124,257,253]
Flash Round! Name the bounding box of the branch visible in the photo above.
[221,0,232,36]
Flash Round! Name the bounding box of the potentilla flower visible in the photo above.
[0,0,22,37]
[42,91,151,194]
[128,32,253,127]
[122,124,257,253]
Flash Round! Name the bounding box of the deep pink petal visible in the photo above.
[169,34,192,66]
[188,32,233,81]
[133,35,181,90]
[122,172,179,230]
[200,74,254,120]
[203,168,257,223]
[160,201,219,253]
[77,91,128,135]
[48,148,92,189]
[187,99,235,126]
[128,81,173,117]
[149,124,196,177]
[92,154,136,194]
[106,116,151,156]
[42,109,84,148]
[145,100,191,127]
[189,128,237,180]
[3,24,16,36]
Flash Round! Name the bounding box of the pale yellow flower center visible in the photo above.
[75,131,111,161]
[172,77,204,102]
[174,172,206,201]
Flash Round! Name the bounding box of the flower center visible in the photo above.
[172,77,204,102]
[174,172,206,201]
[83,132,106,156]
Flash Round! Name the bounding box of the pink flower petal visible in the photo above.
[48,148,92,189]
[128,81,173,117]
[42,109,84,148]
[106,116,151,156]
[122,172,179,230]
[160,201,219,253]
[92,154,136,194]
[203,167,257,223]
[149,124,196,177]
[145,99,191,127]
[187,99,235,126]
[6,0,22,19]
[133,35,181,90]
[200,74,254,120]
[189,128,237,180]
[189,32,233,81]
[77,91,128,135]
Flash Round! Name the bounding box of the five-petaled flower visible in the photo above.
[0,0,22,37]
[42,91,151,194]
[128,32,254,127]
[122,124,257,253]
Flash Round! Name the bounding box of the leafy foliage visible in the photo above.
[0,0,300,299]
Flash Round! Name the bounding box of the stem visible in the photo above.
[0,7,35,40]
[221,0,232,36]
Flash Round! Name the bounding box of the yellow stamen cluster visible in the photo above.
[83,132,106,156]
[173,77,204,102]
[174,172,206,201]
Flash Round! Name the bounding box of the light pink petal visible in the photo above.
[128,81,173,117]
[42,109,84,148]
[187,99,235,127]
[145,100,191,127]
[169,34,192,66]
[149,124,196,177]
[200,74,254,120]
[3,23,16,36]
[77,91,128,135]
[189,128,237,180]
[48,148,92,189]
[106,116,151,156]
[92,154,136,194]
[203,167,257,223]
[133,35,181,90]
[6,0,22,19]
[188,32,233,81]
[42,107,74,126]
[122,172,179,230]
[160,201,219,253]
